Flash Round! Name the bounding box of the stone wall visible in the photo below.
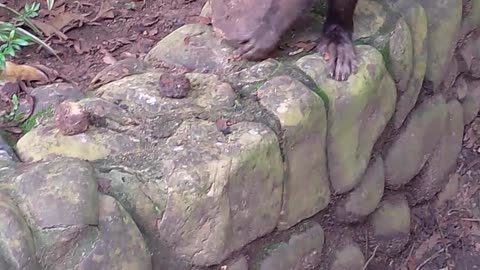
[1,0,480,269]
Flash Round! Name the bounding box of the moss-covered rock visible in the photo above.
[406,100,464,205]
[0,157,151,270]
[384,95,448,188]
[252,222,324,270]
[369,193,410,256]
[334,157,385,223]
[144,24,247,74]
[0,196,40,270]
[16,120,138,163]
[297,45,396,194]
[385,0,428,128]
[257,75,329,230]
[417,0,463,88]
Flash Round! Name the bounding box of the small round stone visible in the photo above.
[54,101,90,136]
[158,73,191,99]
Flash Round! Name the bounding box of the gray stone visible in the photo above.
[384,95,448,188]
[155,120,284,266]
[30,83,85,114]
[369,193,411,256]
[386,0,428,129]
[335,157,385,223]
[256,222,324,270]
[462,80,480,125]
[297,45,396,194]
[225,255,249,270]
[257,76,329,230]
[0,196,40,270]
[144,24,247,74]
[417,0,463,88]
[330,241,365,270]
[406,100,464,205]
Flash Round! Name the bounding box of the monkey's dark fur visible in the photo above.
[231,0,359,81]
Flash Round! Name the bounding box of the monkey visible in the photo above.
[231,0,359,81]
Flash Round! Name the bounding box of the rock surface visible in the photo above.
[297,45,396,194]
[384,95,448,188]
[254,222,324,270]
[258,75,329,230]
[1,0,478,268]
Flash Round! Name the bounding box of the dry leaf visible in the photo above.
[91,0,115,22]
[51,12,87,30]
[142,15,160,27]
[31,12,88,40]
[186,16,211,25]
[100,48,118,65]
[89,58,149,89]
[413,233,440,260]
[294,41,317,52]
[30,19,69,40]
[0,61,49,83]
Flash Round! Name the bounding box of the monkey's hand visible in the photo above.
[233,22,281,61]
[317,24,358,81]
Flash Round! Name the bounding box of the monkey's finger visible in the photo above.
[336,47,348,81]
[316,38,330,57]
[326,43,338,79]
[350,58,359,75]
[234,41,255,59]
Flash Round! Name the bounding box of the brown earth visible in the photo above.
[1,0,480,269]
[3,0,207,88]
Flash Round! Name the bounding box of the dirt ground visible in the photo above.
[1,0,480,269]
[4,0,207,88]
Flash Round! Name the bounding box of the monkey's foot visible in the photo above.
[317,25,358,81]
[233,23,280,61]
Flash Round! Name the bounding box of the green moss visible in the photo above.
[379,44,393,76]
[20,107,54,133]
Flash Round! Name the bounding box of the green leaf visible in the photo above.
[10,26,61,61]
[46,0,55,10]
[0,4,42,35]
[12,94,19,110]
[9,29,15,39]
[5,46,15,57]
[13,38,29,46]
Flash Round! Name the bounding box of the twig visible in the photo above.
[362,245,379,270]
[461,218,480,222]
[415,244,452,270]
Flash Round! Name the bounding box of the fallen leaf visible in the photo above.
[30,19,68,40]
[30,64,60,83]
[0,61,49,83]
[100,48,118,65]
[73,39,89,54]
[413,233,440,261]
[89,58,149,89]
[142,15,160,27]
[51,12,87,30]
[296,41,316,51]
[91,0,115,22]
[186,15,211,25]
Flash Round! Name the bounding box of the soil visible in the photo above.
[3,0,207,88]
[1,1,480,270]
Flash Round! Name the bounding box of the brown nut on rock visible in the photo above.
[158,73,191,99]
[55,101,90,135]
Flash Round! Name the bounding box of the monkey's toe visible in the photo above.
[317,34,358,81]
[235,40,269,61]
[233,24,280,61]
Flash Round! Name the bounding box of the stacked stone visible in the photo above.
[1,0,480,269]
